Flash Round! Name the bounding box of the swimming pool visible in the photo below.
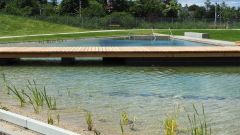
[0,38,212,47]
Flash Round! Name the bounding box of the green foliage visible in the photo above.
[7,84,26,107]
[59,0,89,15]
[103,12,136,28]
[85,112,93,131]
[4,0,40,16]
[27,80,44,108]
[82,0,106,17]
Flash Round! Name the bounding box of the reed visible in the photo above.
[26,80,44,108]
[23,91,39,113]
[57,113,60,125]
[186,104,211,135]
[85,112,93,131]
[120,120,124,135]
[41,87,57,110]
[2,73,10,95]
[7,84,26,107]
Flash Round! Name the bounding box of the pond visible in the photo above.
[0,65,239,135]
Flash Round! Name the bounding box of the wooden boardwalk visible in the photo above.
[0,46,240,58]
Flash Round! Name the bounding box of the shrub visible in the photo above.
[102,12,137,28]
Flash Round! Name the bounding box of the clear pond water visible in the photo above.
[1,38,212,47]
[0,65,239,135]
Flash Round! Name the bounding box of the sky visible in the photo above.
[56,0,240,7]
[178,0,240,7]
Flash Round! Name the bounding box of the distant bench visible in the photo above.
[184,32,209,39]
[108,24,120,29]
[236,41,240,46]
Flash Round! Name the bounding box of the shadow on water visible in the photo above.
[1,58,240,67]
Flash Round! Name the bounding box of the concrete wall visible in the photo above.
[184,32,209,39]
[0,109,80,135]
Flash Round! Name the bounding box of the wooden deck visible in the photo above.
[0,46,240,58]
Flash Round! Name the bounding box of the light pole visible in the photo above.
[214,2,217,26]
[79,0,82,18]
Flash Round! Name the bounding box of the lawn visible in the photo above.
[0,14,239,43]
[157,29,240,42]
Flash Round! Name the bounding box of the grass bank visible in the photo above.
[0,14,86,36]
[0,14,239,42]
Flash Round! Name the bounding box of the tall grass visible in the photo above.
[7,84,26,107]
[186,104,211,135]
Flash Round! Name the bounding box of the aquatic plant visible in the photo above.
[48,114,54,125]
[187,104,211,135]
[120,111,136,131]
[57,113,60,125]
[85,112,93,131]
[121,112,129,125]
[26,80,44,108]
[2,73,10,95]
[163,118,177,135]
[41,87,57,110]
[23,91,39,113]
[162,105,180,135]
[7,84,26,107]
[120,120,124,135]
[66,88,71,97]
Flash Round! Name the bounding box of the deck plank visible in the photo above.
[0,46,240,58]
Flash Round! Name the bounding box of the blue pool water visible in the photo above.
[47,38,211,47]
[1,38,212,47]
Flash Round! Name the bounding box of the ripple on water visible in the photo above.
[0,66,240,135]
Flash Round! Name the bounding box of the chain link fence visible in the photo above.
[31,15,240,29]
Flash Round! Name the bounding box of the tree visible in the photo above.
[59,0,89,15]
[51,0,57,6]
[130,0,165,19]
[82,0,106,17]
[163,0,180,17]
[111,0,129,12]
[204,0,211,11]
[188,5,206,18]
[5,0,40,16]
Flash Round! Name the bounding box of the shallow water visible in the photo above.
[0,65,239,135]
